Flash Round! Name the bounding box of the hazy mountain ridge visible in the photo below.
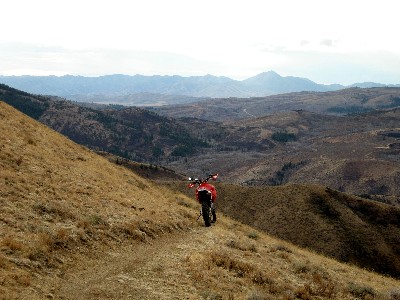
[1,71,399,105]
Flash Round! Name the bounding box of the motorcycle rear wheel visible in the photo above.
[201,201,212,227]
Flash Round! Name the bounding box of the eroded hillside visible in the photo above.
[168,109,400,203]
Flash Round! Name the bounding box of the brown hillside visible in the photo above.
[216,184,400,278]
[166,181,400,278]
[1,101,400,299]
[167,109,400,204]
[154,87,400,121]
[0,101,194,298]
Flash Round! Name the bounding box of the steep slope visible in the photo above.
[0,101,195,298]
[168,181,400,278]
[1,101,400,299]
[217,184,400,278]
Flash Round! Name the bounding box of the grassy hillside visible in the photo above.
[0,101,195,298]
[217,184,400,278]
[1,101,400,299]
[168,181,400,278]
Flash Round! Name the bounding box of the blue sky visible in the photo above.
[1,0,399,85]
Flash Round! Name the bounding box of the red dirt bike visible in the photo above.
[188,174,218,227]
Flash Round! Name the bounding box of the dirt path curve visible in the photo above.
[52,225,218,300]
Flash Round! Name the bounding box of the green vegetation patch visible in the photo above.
[271,131,297,143]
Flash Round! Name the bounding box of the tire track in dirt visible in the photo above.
[53,225,218,299]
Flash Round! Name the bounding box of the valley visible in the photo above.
[165,109,400,204]
[3,83,399,203]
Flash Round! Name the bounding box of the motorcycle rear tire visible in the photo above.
[202,202,212,227]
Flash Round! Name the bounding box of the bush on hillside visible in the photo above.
[271,131,297,143]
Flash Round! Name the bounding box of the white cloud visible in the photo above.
[1,0,400,84]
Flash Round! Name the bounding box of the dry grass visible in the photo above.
[183,221,400,299]
[1,101,399,299]
[212,182,400,278]
[0,101,195,298]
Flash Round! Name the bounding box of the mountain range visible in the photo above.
[1,71,399,105]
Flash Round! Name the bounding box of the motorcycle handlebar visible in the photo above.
[188,173,218,187]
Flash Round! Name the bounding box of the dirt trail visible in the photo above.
[51,226,217,300]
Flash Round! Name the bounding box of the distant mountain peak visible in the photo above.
[248,70,282,80]
[262,70,281,76]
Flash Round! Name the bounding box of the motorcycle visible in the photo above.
[188,174,218,227]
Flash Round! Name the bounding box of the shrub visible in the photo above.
[0,253,8,268]
[200,290,222,300]
[390,289,400,300]
[271,131,297,143]
[311,272,336,298]
[247,289,274,300]
[309,193,340,219]
[347,282,375,298]
[226,239,257,252]
[210,251,255,277]
[171,145,195,157]
[271,244,292,253]
[88,214,107,227]
[38,232,55,251]
[32,202,75,221]
[252,270,273,285]
[16,157,23,166]
[295,284,312,300]
[114,221,147,242]
[248,232,259,240]
[294,262,312,274]
[2,236,23,251]
[343,161,362,181]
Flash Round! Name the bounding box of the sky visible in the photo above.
[1,0,400,85]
